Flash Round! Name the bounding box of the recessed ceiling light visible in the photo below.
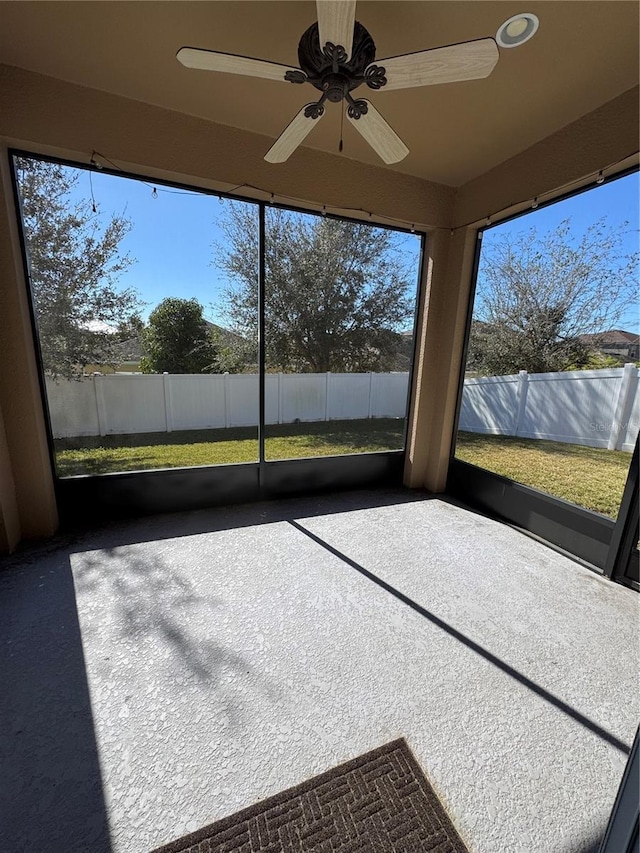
[496,13,539,48]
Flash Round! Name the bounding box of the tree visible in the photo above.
[140,298,219,374]
[215,205,415,372]
[15,157,140,377]
[468,219,639,375]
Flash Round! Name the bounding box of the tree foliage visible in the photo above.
[140,297,219,374]
[467,219,639,375]
[15,157,140,377]
[215,204,416,372]
[212,331,258,374]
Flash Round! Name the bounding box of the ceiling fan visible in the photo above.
[177,1,499,166]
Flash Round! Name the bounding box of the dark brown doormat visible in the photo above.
[151,738,470,853]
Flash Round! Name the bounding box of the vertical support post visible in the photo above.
[162,372,173,433]
[278,372,283,424]
[325,372,330,421]
[258,206,266,467]
[94,375,108,436]
[368,372,374,419]
[513,370,529,437]
[223,372,230,428]
[404,227,478,491]
[609,363,637,451]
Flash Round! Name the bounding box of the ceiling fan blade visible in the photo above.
[265,105,324,163]
[371,38,499,91]
[346,101,409,165]
[316,0,357,60]
[177,47,301,82]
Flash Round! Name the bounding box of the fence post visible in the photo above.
[368,372,374,419]
[609,363,637,451]
[162,373,173,433]
[223,373,230,428]
[94,375,108,436]
[325,372,331,421]
[513,370,529,436]
[278,373,283,424]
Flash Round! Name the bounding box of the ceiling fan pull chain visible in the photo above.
[339,106,345,152]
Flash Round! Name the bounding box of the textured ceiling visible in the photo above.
[0,1,638,185]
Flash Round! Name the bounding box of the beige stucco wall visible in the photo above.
[0,62,637,546]
[454,87,639,230]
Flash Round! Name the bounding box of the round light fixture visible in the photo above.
[496,13,539,48]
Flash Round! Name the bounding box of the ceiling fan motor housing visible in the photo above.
[297,21,380,99]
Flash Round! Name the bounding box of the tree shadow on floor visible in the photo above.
[0,562,112,853]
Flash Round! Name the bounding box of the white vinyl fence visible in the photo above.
[47,365,640,451]
[459,364,639,452]
[46,372,410,438]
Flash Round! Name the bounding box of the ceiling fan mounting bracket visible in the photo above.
[284,70,308,84]
[304,99,326,119]
[345,94,368,120]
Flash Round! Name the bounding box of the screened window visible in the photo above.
[13,155,259,477]
[13,154,423,481]
[454,172,640,520]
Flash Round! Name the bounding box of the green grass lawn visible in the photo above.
[455,431,630,519]
[54,418,405,477]
[55,422,630,520]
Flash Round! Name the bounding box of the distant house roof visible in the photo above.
[578,330,640,346]
[113,335,144,361]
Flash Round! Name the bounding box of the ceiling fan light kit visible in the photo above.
[177,2,539,165]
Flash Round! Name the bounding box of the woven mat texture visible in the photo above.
[151,738,469,853]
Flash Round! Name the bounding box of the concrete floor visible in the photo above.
[1,489,638,853]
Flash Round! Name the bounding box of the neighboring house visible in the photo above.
[84,334,144,374]
[578,330,640,362]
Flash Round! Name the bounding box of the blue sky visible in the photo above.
[67,167,422,328]
[71,169,250,325]
[65,164,638,331]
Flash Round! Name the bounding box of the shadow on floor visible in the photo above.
[289,518,632,757]
[561,831,605,853]
[73,545,257,705]
[0,561,112,853]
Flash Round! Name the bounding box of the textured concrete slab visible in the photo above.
[1,490,638,853]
